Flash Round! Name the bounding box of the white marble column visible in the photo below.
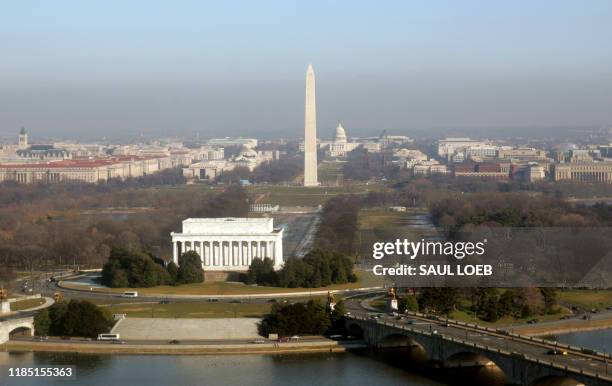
[239,241,244,266]
[274,237,283,269]
[232,241,238,266]
[204,241,210,266]
[213,242,219,266]
[172,241,178,265]
[248,241,253,265]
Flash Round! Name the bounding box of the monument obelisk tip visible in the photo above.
[303,64,319,187]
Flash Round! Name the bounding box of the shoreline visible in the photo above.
[1,340,366,355]
[514,322,611,337]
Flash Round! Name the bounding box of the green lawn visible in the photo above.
[449,308,572,328]
[557,289,612,310]
[9,298,46,311]
[358,209,406,229]
[247,183,387,207]
[100,301,272,318]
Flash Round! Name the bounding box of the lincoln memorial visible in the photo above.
[171,218,284,271]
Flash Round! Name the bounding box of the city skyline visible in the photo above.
[1,1,612,138]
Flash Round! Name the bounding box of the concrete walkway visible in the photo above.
[112,317,261,340]
[23,297,54,312]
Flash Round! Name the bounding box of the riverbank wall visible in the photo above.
[1,340,367,355]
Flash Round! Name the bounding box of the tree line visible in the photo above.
[260,299,347,337]
[34,299,113,338]
[315,195,360,256]
[243,249,357,288]
[396,287,558,323]
[0,184,248,276]
[216,157,303,184]
[101,248,203,288]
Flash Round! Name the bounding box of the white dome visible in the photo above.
[334,123,347,143]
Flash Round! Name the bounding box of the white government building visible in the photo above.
[171,218,284,271]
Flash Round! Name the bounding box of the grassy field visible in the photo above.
[557,289,612,310]
[448,308,573,328]
[248,183,386,207]
[9,298,46,311]
[358,209,406,229]
[100,301,273,318]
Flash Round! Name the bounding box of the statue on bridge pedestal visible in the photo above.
[0,288,10,314]
[386,287,398,313]
[326,291,336,312]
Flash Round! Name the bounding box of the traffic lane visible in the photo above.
[51,282,374,303]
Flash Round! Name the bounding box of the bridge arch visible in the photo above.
[347,323,365,339]
[531,375,585,386]
[0,317,35,344]
[377,333,430,367]
[9,325,33,337]
[443,352,507,386]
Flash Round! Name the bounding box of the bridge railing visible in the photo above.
[348,315,612,383]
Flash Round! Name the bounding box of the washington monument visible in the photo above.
[303,64,319,187]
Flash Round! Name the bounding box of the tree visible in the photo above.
[498,290,516,317]
[328,300,347,336]
[540,288,558,314]
[166,261,179,285]
[515,288,545,317]
[34,308,51,336]
[44,299,112,338]
[418,288,459,315]
[398,295,419,313]
[261,300,331,336]
[245,258,276,286]
[101,247,172,288]
[178,251,204,284]
[482,296,500,322]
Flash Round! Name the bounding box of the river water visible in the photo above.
[0,351,442,386]
[552,328,611,352]
[1,331,608,385]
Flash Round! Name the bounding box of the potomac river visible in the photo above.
[0,351,442,386]
[1,329,609,385]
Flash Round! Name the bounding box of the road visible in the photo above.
[10,335,329,346]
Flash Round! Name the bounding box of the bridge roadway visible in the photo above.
[344,297,611,385]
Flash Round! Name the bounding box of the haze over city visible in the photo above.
[1,0,612,140]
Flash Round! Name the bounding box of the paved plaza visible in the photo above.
[112,317,261,340]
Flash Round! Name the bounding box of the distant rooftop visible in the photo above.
[180,217,276,235]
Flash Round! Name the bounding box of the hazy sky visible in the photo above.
[1,1,611,140]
